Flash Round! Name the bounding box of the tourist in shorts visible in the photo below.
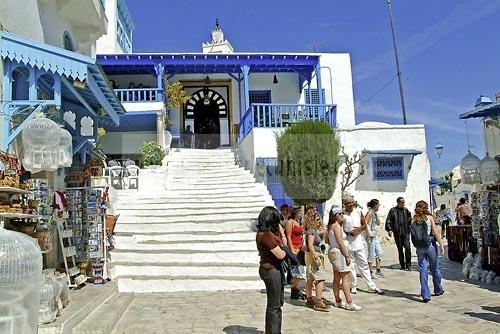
[327,206,362,311]
[304,205,330,311]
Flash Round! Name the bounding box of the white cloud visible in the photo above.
[354,0,500,83]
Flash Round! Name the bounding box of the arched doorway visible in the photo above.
[185,88,228,149]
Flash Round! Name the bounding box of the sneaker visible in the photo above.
[334,301,346,308]
[368,288,384,294]
[306,298,315,308]
[350,287,357,294]
[422,298,430,303]
[313,301,330,312]
[434,290,445,296]
[371,273,378,280]
[405,266,412,271]
[376,270,385,278]
[344,303,362,311]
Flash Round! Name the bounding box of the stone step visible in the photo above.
[115,193,273,203]
[72,292,133,334]
[114,240,256,252]
[38,283,117,334]
[116,278,263,293]
[114,231,256,243]
[166,182,263,191]
[109,251,259,265]
[110,265,258,279]
[118,212,260,223]
[114,221,256,234]
[167,160,237,166]
[166,168,250,175]
[114,201,269,210]
[117,207,263,216]
[160,187,269,196]
[167,175,256,186]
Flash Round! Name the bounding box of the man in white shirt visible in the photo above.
[343,195,384,294]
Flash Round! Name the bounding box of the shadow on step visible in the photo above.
[223,325,263,334]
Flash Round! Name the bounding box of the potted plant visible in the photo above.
[163,80,190,150]
[140,141,165,168]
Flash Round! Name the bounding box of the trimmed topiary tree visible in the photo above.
[276,120,341,205]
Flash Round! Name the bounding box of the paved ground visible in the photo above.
[111,241,500,334]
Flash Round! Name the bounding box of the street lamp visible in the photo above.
[434,143,444,158]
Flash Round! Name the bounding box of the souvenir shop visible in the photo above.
[0,31,122,331]
[449,95,500,279]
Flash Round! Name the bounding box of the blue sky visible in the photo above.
[124,0,499,175]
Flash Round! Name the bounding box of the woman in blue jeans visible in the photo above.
[413,200,445,303]
[256,207,287,334]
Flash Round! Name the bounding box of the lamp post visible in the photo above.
[435,143,444,158]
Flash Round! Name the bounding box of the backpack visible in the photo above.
[410,221,431,248]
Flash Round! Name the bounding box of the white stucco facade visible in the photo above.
[238,122,431,217]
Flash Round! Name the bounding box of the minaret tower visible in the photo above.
[202,19,234,53]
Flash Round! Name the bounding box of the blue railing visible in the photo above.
[114,88,163,103]
[239,103,336,141]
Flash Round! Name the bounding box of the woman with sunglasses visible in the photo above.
[327,206,362,311]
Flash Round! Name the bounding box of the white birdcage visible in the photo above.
[58,128,73,167]
[0,223,42,333]
[479,153,499,185]
[459,151,481,184]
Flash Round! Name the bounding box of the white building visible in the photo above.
[98,22,431,215]
[0,0,124,189]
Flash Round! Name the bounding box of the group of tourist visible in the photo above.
[256,196,446,334]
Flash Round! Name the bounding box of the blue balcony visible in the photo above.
[239,103,336,140]
[114,88,163,103]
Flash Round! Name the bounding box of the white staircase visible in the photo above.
[109,148,274,293]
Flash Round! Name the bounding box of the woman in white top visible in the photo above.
[327,206,362,311]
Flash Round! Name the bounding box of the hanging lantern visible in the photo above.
[459,151,481,184]
[479,153,499,185]
[0,223,42,333]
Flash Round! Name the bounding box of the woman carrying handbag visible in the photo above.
[256,206,298,334]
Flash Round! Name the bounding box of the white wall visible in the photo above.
[312,53,356,129]
[326,122,431,219]
[239,122,430,219]
[96,0,126,54]
[101,131,156,154]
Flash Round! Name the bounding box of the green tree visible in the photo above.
[276,120,341,205]
[163,80,190,131]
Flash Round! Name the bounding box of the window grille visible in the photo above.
[305,89,325,104]
[372,156,404,181]
[249,90,272,104]
[305,89,326,117]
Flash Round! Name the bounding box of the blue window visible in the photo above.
[249,90,271,104]
[372,156,404,181]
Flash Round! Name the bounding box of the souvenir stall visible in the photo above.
[456,94,500,276]
[0,31,123,328]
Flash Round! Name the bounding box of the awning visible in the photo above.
[459,102,500,119]
[430,177,447,188]
[362,149,422,155]
[97,53,319,75]
[0,31,124,125]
